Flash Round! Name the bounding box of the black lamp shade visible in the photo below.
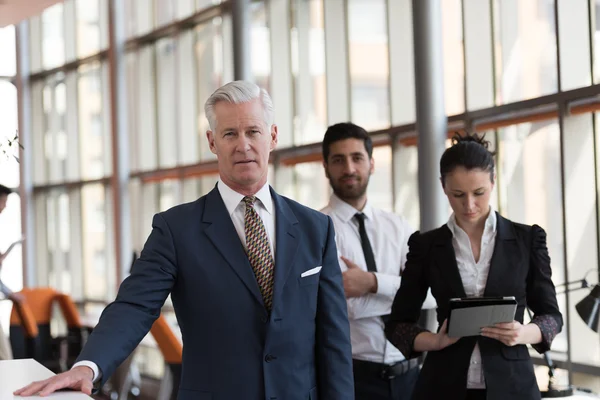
[576,284,600,333]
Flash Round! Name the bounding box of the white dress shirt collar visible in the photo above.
[217,180,273,216]
[328,193,374,223]
[447,206,497,238]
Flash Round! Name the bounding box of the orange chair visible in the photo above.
[8,294,39,359]
[150,314,182,400]
[9,288,86,372]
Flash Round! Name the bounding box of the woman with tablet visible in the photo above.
[385,133,562,400]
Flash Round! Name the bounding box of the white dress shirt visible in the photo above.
[447,208,497,389]
[74,180,276,382]
[321,194,435,365]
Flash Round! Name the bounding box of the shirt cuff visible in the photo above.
[530,315,560,354]
[373,273,400,298]
[72,361,101,383]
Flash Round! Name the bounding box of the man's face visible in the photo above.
[324,138,373,202]
[206,99,278,193]
[0,194,7,214]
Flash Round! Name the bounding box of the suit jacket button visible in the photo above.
[261,316,268,323]
[265,354,276,362]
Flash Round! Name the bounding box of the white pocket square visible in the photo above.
[301,266,322,278]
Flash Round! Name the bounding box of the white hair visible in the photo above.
[204,80,275,132]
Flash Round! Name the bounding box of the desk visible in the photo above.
[553,391,600,399]
[0,359,92,399]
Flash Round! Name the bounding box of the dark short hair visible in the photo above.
[440,132,495,186]
[322,122,373,162]
[0,184,12,197]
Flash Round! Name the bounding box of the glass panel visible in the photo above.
[393,142,420,229]
[137,46,158,171]
[563,113,599,367]
[29,16,43,73]
[176,0,195,19]
[347,0,390,130]
[367,146,393,212]
[493,0,558,103]
[291,0,327,145]
[0,26,16,76]
[182,178,202,202]
[252,1,271,93]
[159,180,181,211]
[135,0,154,36]
[197,0,222,11]
[78,63,107,179]
[0,101,22,328]
[156,38,178,168]
[200,174,219,195]
[75,0,102,58]
[81,184,108,301]
[497,119,566,352]
[155,0,175,27]
[42,3,66,70]
[594,0,600,83]
[0,81,18,162]
[292,162,330,210]
[442,0,465,115]
[557,0,592,90]
[196,18,225,161]
[124,0,137,39]
[178,30,198,165]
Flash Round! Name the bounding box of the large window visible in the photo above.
[14,0,600,390]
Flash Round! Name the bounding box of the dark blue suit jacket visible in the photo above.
[77,186,354,400]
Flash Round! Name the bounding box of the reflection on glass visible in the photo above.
[348,0,390,130]
[75,0,101,58]
[42,3,65,70]
[251,2,271,93]
[442,0,465,115]
[78,64,106,179]
[81,184,108,301]
[493,0,558,103]
[497,120,565,351]
[0,26,16,76]
[291,0,327,145]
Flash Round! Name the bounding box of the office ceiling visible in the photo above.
[0,0,63,28]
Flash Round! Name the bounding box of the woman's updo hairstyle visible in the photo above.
[440,132,495,187]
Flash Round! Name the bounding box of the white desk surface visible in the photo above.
[0,359,92,400]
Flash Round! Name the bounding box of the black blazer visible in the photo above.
[385,213,562,400]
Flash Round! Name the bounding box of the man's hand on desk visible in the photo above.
[340,256,377,298]
[13,366,94,397]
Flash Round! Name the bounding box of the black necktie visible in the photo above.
[355,213,390,326]
[354,213,377,272]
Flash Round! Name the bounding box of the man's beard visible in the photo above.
[329,175,369,202]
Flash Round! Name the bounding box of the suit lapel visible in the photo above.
[434,226,467,298]
[202,187,264,307]
[484,213,519,296]
[270,188,300,309]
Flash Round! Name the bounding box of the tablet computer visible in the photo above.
[447,296,517,338]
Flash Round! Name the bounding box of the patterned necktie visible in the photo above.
[243,196,275,311]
